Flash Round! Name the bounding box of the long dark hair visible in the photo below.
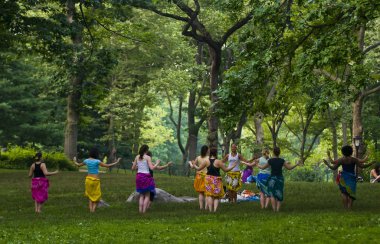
[200,145,208,157]
[139,145,149,160]
[34,152,42,162]
[209,148,218,158]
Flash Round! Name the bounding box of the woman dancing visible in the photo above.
[190,145,209,210]
[370,163,380,183]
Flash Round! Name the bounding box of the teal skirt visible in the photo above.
[267,175,284,201]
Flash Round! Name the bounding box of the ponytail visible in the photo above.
[139,145,149,160]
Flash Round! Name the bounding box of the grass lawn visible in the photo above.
[0,170,379,243]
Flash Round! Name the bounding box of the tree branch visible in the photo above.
[364,41,380,54]
[165,90,177,128]
[313,68,343,83]
[221,12,253,44]
[95,19,144,43]
[362,83,380,97]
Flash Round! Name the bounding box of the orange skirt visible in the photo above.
[193,172,206,193]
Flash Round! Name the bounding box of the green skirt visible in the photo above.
[267,175,284,201]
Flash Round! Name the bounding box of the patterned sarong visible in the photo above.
[205,175,225,198]
[267,175,284,201]
[136,173,156,198]
[225,171,242,191]
[85,176,101,202]
[242,167,253,183]
[256,173,270,196]
[31,177,49,203]
[194,172,206,193]
[338,171,356,200]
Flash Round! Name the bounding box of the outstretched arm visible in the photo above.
[189,160,208,171]
[40,163,58,176]
[323,159,339,170]
[155,161,173,170]
[73,157,85,167]
[100,158,121,168]
[256,162,270,170]
[241,161,256,167]
[357,157,374,169]
[219,160,237,172]
[284,160,301,170]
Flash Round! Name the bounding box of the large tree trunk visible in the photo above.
[352,96,365,177]
[342,121,348,146]
[64,0,83,160]
[207,46,221,149]
[254,112,264,147]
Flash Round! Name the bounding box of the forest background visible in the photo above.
[1,0,379,181]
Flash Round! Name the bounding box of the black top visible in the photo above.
[268,158,285,176]
[207,158,220,177]
[337,157,359,174]
[33,163,45,178]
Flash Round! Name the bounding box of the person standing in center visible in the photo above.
[190,148,238,212]
[222,144,250,203]
[190,145,210,210]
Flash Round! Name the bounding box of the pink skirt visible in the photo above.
[31,177,49,203]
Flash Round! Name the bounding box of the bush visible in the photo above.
[285,164,326,182]
[0,146,76,171]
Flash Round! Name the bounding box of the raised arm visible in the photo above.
[100,158,121,168]
[284,160,301,170]
[357,157,374,169]
[40,163,58,176]
[323,159,339,170]
[221,154,229,163]
[73,157,85,167]
[155,161,173,170]
[189,160,208,171]
[131,157,138,171]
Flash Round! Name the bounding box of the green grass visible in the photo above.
[1,171,380,243]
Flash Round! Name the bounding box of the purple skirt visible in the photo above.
[136,173,156,197]
[242,168,253,183]
[31,177,49,203]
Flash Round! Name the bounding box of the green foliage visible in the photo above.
[0,146,75,171]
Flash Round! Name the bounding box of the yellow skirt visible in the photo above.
[85,176,101,202]
[225,171,242,191]
[193,172,206,193]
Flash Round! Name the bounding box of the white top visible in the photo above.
[258,156,271,174]
[228,153,240,172]
[137,159,150,174]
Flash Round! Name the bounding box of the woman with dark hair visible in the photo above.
[132,144,162,213]
[256,147,301,212]
[323,145,374,209]
[74,148,121,212]
[370,163,380,183]
[189,145,209,210]
[190,147,237,212]
[28,152,58,213]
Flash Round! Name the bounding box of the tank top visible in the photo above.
[228,153,240,172]
[207,158,220,177]
[33,163,45,178]
[137,159,150,174]
[196,156,208,174]
[258,156,271,174]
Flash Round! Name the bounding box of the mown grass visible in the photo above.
[0,170,380,243]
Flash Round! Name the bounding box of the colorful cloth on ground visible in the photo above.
[194,171,206,193]
[267,175,284,201]
[225,171,242,191]
[31,177,49,203]
[85,176,101,202]
[136,173,156,198]
[242,167,253,183]
[256,173,270,196]
[338,171,356,200]
[205,175,225,198]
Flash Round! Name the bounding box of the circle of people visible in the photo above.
[29,144,376,214]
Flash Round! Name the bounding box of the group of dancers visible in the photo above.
[189,144,301,212]
[28,143,375,213]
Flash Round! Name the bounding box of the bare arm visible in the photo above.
[73,157,85,167]
[218,160,237,172]
[256,162,270,170]
[323,159,339,170]
[28,164,34,177]
[241,161,256,167]
[284,160,301,170]
[357,159,374,169]
[40,163,58,176]
[190,160,208,171]
[100,158,121,168]
[221,154,229,163]
[155,161,173,170]
[131,157,138,171]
